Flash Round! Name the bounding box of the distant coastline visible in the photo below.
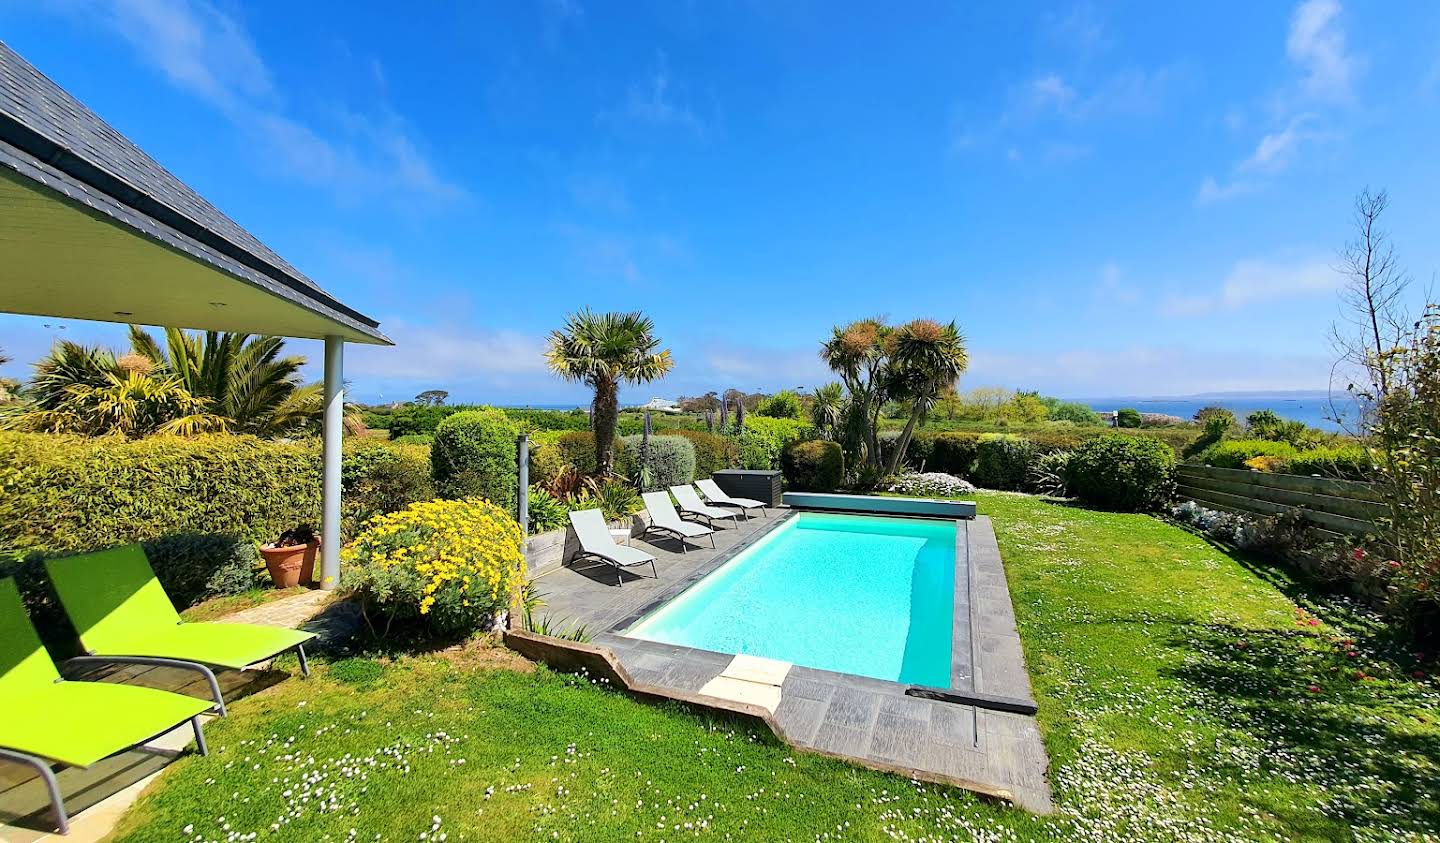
[1074,391,1352,431]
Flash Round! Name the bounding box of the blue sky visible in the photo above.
[2,1,1439,405]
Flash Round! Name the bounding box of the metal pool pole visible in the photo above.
[517,433,529,536]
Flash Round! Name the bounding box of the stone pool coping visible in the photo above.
[511,512,1052,812]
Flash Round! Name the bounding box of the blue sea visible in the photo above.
[1078,394,1353,431]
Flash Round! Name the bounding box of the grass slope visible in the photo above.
[112,493,1438,842]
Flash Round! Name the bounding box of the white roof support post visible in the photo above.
[321,335,344,590]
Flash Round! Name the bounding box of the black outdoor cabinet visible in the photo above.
[711,469,783,507]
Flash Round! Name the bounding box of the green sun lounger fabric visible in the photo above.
[0,578,211,768]
[45,544,314,670]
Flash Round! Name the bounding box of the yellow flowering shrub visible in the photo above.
[341,497,525,637]
[1244,455,1288,473]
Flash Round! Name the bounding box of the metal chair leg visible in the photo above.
[191,715,209,756]
[0,749,68,835]
[295,644,310,678]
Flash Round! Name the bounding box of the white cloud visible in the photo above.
[1286,0,1358,102]
[1030,74,1077,113]
[967,345,1331,395]
[1096,261,1138,304]
[1239,114,1315,171]
[700,343,829,387]
[1195,176,1258,205]
[1198,1,1357,204]
[599,51,706,137]
[76,0,463,207]
[347,321,549,382]
[954,63,1180,158]
[1161,257,1338,314]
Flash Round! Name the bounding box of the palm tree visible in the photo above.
[545,310,673,476]
[22,341,121,409]
[820,318,891,470]
[0,346,19,402]
[883,320,968,474]
[810,382,846,440]
[5,370,228,438]
[128,326,323,436]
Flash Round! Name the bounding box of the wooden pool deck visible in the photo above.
[524,508,1054,811]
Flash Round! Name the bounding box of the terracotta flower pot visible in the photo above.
[260,540,319,588]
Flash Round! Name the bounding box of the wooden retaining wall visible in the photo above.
[1176,464,1386,535]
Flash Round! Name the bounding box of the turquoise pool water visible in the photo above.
[627,512,956,686]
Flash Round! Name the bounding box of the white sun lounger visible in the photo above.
[640,492,716,552]
[670,484,740,528]
[696,478,767,518]
[568,509,657,586]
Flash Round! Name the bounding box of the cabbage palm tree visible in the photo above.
[128,326,323,436]
[883,320,968,474]
[820,318,891,470]
[809,382,846,440]
[545,310,673,476]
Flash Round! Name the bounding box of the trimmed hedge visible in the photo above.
[501,408,590,432]
[782,440,844,492]
[1284,445,1374,481]
[548,430,626,478]
[0,432,434,631]
[971,435,1035,491]
[1199,439,1299,469]
[620,434,696,491]
[0,433,323,559]
[342,443,434,534]
[671,429,739,479]
[432,409,521,508]
[736,417,815,471]
[1066,433,1176,511]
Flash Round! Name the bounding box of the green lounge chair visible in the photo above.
[46,544,315,717]
[0,578,211,835]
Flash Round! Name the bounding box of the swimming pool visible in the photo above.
[626,512,957,687]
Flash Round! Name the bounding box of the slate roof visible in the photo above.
[0,40,389,344]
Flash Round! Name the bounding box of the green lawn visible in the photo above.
[112,493,1439,842]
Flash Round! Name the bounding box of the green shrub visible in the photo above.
[671,430,738,478]
[527,435,566,488]
[0,432,435,634]
[1045,401,1103,426]
[620,434,696,491]
[1066,433,1176,511]
[971,435,1035,490]
[736,417,815,470]
[0,432,322,558]
[782,440,844,491]
[387,404,460,437]
[390,433,433,446]
[342,443,434,536]
[1115,408,1143,428]
[1027,450,1072,497]
[1285,445,1374,481]
[1199,439,1299,469]
[915,431,982,475]
[500,408,590,432]
[432,408,521,508]
[526,485,570,533]
[550,430,625,477]
[571,480,643,522]
[756,390,804,420]
[342,498,524,638]
[142,533,263,607]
